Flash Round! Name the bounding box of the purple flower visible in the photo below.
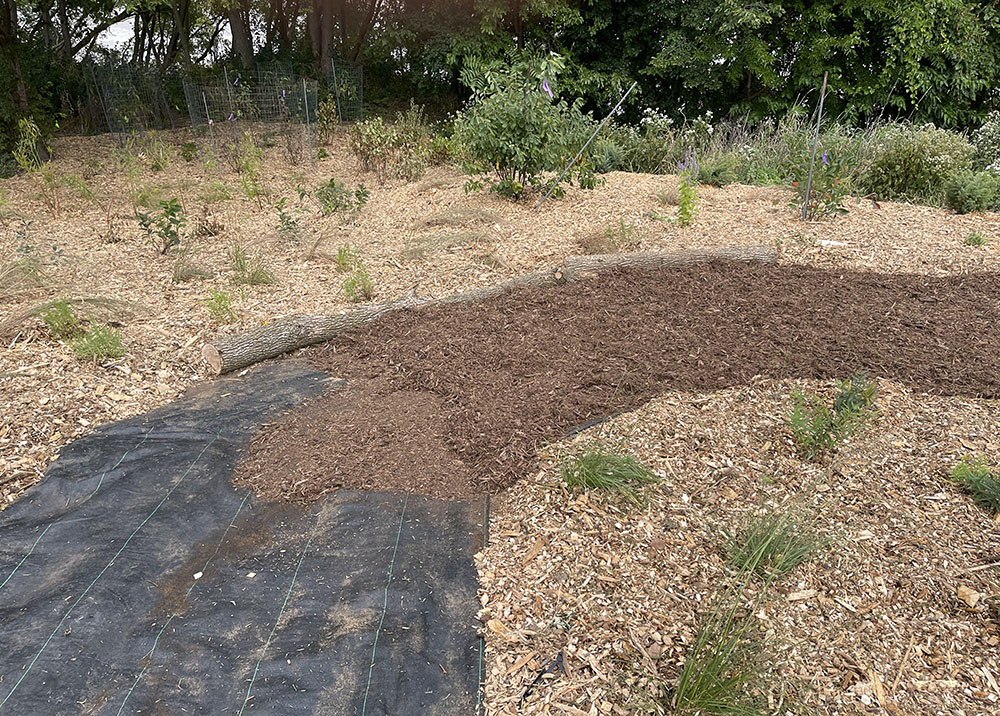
[542,79,553,99]
[821,152,829,165]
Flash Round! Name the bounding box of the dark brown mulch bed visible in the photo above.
[234,262,1000,503]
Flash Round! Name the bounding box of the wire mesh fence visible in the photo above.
[182,70,319,170]
[327,58,364,123]
[87,63,178,144]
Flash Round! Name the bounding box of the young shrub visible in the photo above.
[71,325,125,361]
[560,448,657,504]
[862,123,975,202]
[343,263,374,302]
[204,289,237,323]
[348,103,430,182]
[314,178,369,217]
[788,374,877,460]
[41,299,82,339]
[179,142,199,162]
[316,96,340,144]
[725,506,826,579]
[137,198,186,254]
[230,244,276,285]
[944,170,1000,214]
[335,244,359,272]
[791,148,852,219]
[951,455,1000,515]
[453,52,597,200]
[964,231,988,246]
[275,197,300,236]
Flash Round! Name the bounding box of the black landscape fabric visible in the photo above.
[0,362,484,716]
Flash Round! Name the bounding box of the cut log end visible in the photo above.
[202,344,223,375]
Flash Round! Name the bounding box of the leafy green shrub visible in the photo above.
[71,325,125,361]
[454,52,597,200]
[41,299,82,339]
[964,231,988,246]
[343,263,374,302]
[204,290,237,323]
[590,138,625,174]
[951,455,1000,514]
[137,198,186,254]
[335,244,359,272]
[316,97,339,144]
[348,103,430,181]
[862,123,975,201]
[788,374,877,460]
[944,170,999,213]
[725,506,826,579]
[314,178,369,217]
[230,244,276,285]
[698,154,739,187]
[792,148,853,219]
[179,142,198,162]
[972,111,1000,172]
[560,448,657,504]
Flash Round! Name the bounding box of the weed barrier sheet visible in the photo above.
[0,363,483,715]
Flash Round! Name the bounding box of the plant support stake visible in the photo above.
[802,72,829,222]
[534,81,638,211]
[303,78,316,169]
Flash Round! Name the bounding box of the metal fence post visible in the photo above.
[802,72,829,222]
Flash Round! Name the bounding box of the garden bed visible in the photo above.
[2,130,999,507]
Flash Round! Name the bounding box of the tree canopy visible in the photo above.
[2,0,999,149]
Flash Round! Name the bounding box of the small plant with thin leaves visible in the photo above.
[788,373,877,460]
[604,218,642,251]
[137,198,186,254]
[677,149,699,227]
[276,197,300,236]
[725,505,826,579]
[172,258,212,283]
[335,244,359,272]
[230,244,276,285]
[71,325,125,361]
[560,447,658,504]
[964,231,987,246]
[41,299,82,339]
[204,290,238,323]
[951,455,1000,515]
[343,263,374,302]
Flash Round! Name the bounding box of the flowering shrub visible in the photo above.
[454,53,597,200]
[862,123,975,201]
[972,111,1000,173]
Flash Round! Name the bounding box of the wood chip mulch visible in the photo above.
[234,262,1000,503]
[479,380,1000,715]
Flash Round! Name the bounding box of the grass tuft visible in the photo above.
[172,259,213,283]
[964,231,987,246]
[725,505,826,579]
[560,448,658,504]
[230,244,276,285]
[951,455,1000,514]
[411,207,498,230]
[335,244,359,273]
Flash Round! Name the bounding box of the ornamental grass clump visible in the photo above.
[560,447,658,504]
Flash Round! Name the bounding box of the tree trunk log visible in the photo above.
[202,245,777,375]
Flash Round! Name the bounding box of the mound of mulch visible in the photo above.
[233,262,1000,503]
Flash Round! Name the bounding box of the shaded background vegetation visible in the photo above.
[2,0,1000,152]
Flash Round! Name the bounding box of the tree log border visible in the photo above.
[202,246,778,375]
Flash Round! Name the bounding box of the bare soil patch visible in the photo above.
[234,261,1000,503]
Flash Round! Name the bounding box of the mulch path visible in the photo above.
[233,261,1000,503]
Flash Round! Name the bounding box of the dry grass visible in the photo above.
[402,231,494,261]
[411,207,500,230]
